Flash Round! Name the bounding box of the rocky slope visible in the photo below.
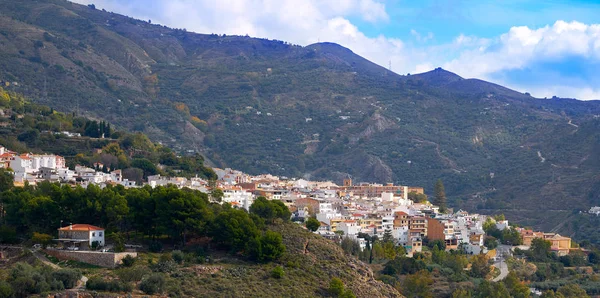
[0,0,599,238]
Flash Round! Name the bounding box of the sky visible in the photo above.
[72,0,600,100]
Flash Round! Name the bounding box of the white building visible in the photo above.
[338,220,361,238]
[57,224,105,248]
[222,188,254,210]
[495,220,510,231]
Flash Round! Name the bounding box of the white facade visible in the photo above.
[338,221,361,238]
[89,230,105,246]
[316,211,342,225]
[57,168,75,182]
[463,244,486,255]
[394,226,409,245]
[222,189,254,210]
[496,220,509,231]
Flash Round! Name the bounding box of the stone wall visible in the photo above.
[44,249,137,268]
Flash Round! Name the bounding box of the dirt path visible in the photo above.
[412,138,463,172]
[31,249,88,290]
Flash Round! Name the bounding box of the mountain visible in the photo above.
[0,0,599,238]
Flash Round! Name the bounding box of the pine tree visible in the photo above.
[434,179,447,213]
[106,122,111,138]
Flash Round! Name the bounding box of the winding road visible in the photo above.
[492,245,511,282]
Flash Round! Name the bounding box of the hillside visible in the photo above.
[0,0,599,238]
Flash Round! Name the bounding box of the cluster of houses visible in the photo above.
[2,145,577,257]
[0,145,135,187]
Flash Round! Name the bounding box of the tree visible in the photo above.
[305,217,320,232]
[341,237,360,256]
[0,280,13,298]
[31,232,53,248]
[259,231,285,262]
[588,251,600,264]
[470,254,491,278]
[557,284,589,298]
[0,169,13,192]
[210,188,224,202]
[108,232,125,252]
[540,290,565,298]
[433,179,447,212]
[427,239,446,251]
[407,191,427,203]
[530,238,551,261]
[209,208,259,252]
[452,289,472,298]
[403,270,433,298]
[382,229,394,243]
[474,280,510,298]
[503,272,530,298]
[139,273,165,295]
[0,225,17,244]
[484,236,498,250]
[250,197,290,222]
[382,256,426,275]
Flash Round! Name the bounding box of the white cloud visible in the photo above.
[358,0,389,23]
[444,21,600,79]
[410,29,434,42]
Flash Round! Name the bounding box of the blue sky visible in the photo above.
[73,0,600,100]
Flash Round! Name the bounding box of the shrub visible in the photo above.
[121,255,136,267]
[271,266,284,279]
[86,276,133,292]
[115,266,151,283]
[306,217,320,232]
[0,280,13,298]
[52,269,81,289]
[139,273,166,295]
[150,259,177,273]
[260,231,285,262]
[149,241,163,253]
[172,250,185,264]
[329,278,345,296]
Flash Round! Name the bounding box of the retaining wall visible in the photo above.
[44,249,137,268]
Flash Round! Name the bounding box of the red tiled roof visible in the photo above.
[58,224,104,231]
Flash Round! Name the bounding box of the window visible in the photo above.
[99,232,103,237]
[92,232,95,237]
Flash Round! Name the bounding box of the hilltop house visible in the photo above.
[56,224,105,249]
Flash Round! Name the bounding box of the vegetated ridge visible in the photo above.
[0,0,599,240]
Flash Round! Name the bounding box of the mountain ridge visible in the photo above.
[0,0,599,239]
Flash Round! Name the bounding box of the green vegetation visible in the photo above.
[0,0,599,242]
[1,182,286,263]
[433,179,447,213]
[1,262,81,297]
[0,86,216,181]
[305,217,321,232]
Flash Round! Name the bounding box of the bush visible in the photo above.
[149,241,163,253]
[260,231,285,262]
[172,250,185,264]
[121,255,136,267]
[86,276,132,292]
[329,278,345,296]
[306,217,320,232]
[139,273,166,295]
[150,259,177,273]
[271,266,284,279]
[52,269,81,289]
[0,280,13,298]
[115,266,151,282]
